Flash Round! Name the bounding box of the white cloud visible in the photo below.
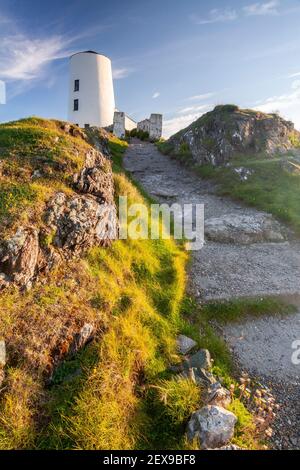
[112,67,131,79]
[152,91,160,99]
[163,104,213,138]
[177,104,211,115]
[190,8,238,25]
[255,82,300,129]
[187,92,216,101]
[288,71,300,78]
[0,35,71,81]
[291,80,300,90]
[243,1,279,16]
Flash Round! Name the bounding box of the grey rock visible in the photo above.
[182,367,217,386]
[45,193,118,254]
[0,227,39,289]
[205,213,285,244]
[0,340,6,366]
[152,189,178,198]
[233,167,254,181]
[187,405,237,449]
[177,335,197,354]
[184,349,212,371]
[216,444,243,450]
[32,169,43,179]
[0,369,4,388]
[206,382,231,408]
[70,323,94,355]
[194,368,217,386]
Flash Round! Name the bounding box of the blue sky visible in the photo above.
[1,0,300,136]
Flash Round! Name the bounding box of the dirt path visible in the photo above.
[124,139,300,449]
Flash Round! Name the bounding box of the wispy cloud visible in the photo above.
[288,71,300,78]
[163,104,213,138]
[187,92,216,101]
[0,13,119,98]
[112,67,132,79]
[191,1,281,26]
[190,8,238,25]
[0,35,71,81]
[177,104,211,115]
[255,80,300,128]
[152,91,160,99]
[243,1,279,16]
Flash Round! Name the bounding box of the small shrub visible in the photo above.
[156,140,174,155]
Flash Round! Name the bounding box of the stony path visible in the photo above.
[124,139,300,449]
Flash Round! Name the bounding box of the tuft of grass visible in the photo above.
[228,399,258,449]
[200,297,296,324]
[156,140,174,155]
[108,136,128,172]
[155,377,201,424]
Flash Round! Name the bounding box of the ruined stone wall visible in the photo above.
[137,119,150,133]
[113,111,126,139]
[113,111,137,138]
[149,114,162,140]
[137,114,162,140]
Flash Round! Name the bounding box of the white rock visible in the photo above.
[205,213,285,244]
[217,444,243,450]
[0,340,6,366]
[206,382,231,408]
[187,405,237,449]
[177,335,197,354]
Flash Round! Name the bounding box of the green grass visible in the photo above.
[156,140,174,155]
[195,157,300,234]
[200,296,296,324]
[156,140,193,165]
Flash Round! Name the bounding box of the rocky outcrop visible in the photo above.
[168,105,300,166]
[45,193,117,254]
[205,213,286,244]
[0,144,118,291]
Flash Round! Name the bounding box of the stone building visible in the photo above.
[137,114,163,140]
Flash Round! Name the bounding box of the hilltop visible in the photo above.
[163,105,300,166]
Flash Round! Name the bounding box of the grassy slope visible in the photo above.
[0,120,260,450]
[195,158,300,234]
[0,118,92,239]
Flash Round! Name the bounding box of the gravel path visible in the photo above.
[123,139,300,449]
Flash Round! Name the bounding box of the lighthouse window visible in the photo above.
[74,79,79,92]
[73,99,79,111]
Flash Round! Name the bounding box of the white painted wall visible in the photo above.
[68,51,115,128]
[113,111,137,138]
[125,115,137,132]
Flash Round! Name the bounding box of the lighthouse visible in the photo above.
[68,51,115,128]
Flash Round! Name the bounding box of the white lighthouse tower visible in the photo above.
[68,51,115,128]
